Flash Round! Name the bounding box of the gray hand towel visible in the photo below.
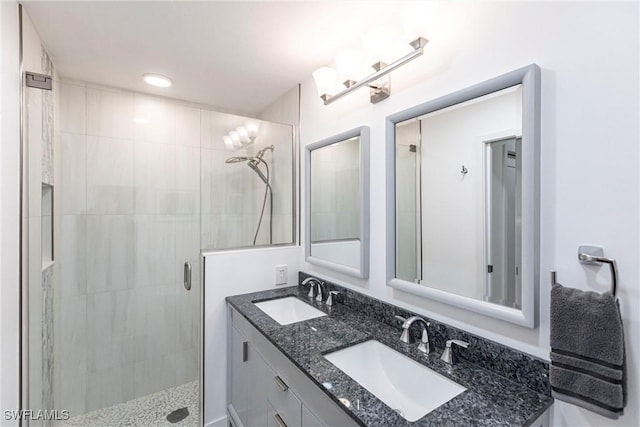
[550,283,626,419]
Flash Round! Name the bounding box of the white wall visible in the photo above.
[299,2,639,426]
[0,0,21,421]
[203,246,300,427]
[420,87,521,300]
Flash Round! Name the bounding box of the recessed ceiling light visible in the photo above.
[143,73,172,88]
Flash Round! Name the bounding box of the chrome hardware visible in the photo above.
[183,261,192,291]
[578,245,618,296]
[326,291,340,306]
[440,339,469,365]
[273,375,289,392]
[25,71,52,90]
[242,341,248,362]
[398,316,431,353]
[315,281,326,302]
[301,277,324,299]
[273,413,287,427]
[551,245,619,297]
[417,327,431,354]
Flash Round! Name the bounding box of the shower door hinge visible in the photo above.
[25,72,52,90]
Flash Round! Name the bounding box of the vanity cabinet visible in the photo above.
[227,306,358,427]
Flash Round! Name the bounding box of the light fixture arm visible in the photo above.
[321,37,428,105]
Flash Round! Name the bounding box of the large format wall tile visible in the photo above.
[86,87,134,140]
[59,81,86,135]
[86,364,135,412]
[86,215,134,293]
[59,132,86,215]
[133,215,175,288]
[175,105,200,148]
[86,290,135,373]
[133,354,176,399]
[134,94,176,144]
[86,136,134,214]
[134,141,175,214]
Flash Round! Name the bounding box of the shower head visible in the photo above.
[225,156,252,164]
[255,145,274,160]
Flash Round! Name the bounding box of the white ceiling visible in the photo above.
[22,1,414,115]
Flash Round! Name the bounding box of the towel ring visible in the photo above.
[551,245,618,297]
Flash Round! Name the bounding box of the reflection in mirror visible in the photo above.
[306,127,370,278]
[310,137,361,268]
[396,86,522,306]
[388,64,539,327]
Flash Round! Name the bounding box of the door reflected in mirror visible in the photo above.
[395,85,523,309]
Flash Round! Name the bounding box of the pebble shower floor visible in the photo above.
[60,381,199,426]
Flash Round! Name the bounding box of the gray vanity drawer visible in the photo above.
[268,374,302,427]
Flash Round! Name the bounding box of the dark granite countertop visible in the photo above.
[226,285,553,427]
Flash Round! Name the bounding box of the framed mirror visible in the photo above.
[305,127,370,278]
[386,65,540,327]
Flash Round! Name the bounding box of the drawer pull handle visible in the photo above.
[273,375,289,392]
[242,341,248,362]
[273,413,287,427]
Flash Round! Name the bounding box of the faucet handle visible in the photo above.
[440,339,469,364]
[447,339,469,349]
[326,291,340,306]
[394,315,407,323]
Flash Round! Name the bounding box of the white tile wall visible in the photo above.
[56,81,296,417]
[86,87,134,139]
[57,84,206,415]
[59,132,86,214]
[86,215,134,293]
[86,136,135,214]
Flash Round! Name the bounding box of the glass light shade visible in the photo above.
[223,135,234,150]
[246,122,259,139]
[362,27,396,64]
[335,49,364,83]
[229,131,241,146]
[236,126,250,143]
[143,73,172,88]
[312,67,338,97]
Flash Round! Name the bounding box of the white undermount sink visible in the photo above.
[324,340,467,422]
[254,296,327,325]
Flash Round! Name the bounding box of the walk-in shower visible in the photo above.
[225,144,274,245]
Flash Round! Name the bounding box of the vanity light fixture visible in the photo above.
[312,37,428,105]
[222,122,260,150]
[143,73,172,88]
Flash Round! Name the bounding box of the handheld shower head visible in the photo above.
[248,161,270,186]
[225,156,252,164]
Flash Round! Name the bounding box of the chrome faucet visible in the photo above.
[440,339,469,365]
[301,277,324,299]
[315,281,326,302]
[395,315,431,354]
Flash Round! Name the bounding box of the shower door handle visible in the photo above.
[184,262,192,291]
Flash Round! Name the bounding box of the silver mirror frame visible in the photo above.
[385,65,540,327]
[305,126,370,278]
